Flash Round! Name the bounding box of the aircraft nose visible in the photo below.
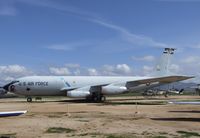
[3,81,19,92]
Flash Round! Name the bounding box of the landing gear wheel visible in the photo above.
[27,97,32,102]
[93,96,99,103]
[101,96,106,102]
[93,95,106,103]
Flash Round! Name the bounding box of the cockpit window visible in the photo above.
[3,81,20,91]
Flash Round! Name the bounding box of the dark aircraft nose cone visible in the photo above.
[10,85,16,92]
[2,81,19,92]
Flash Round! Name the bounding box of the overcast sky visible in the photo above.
[0,0,200,84]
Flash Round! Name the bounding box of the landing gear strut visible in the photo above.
[92,92,106,103]
[27,97,32,102]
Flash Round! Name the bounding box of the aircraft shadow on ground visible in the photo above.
[54,99,88,103]
[56,97,168,103]
[55,99,141,104]
[169,110,200,113]
[107,98,170,101]
[53,98,142,104]
[7,97,168,104]
[151,117,200,122]
[31,98,142,103]
[51,98,168,105]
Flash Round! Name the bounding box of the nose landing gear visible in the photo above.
[27,97,32,102]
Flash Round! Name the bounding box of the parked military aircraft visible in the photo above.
[0,48,193,102]
[142,88,184,97]
[190,84,200,96]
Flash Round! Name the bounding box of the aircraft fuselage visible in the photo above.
[11,76,151,96]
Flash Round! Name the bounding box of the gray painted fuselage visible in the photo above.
[14,76,151,96]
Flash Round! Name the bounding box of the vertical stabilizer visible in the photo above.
[152,48,176,76]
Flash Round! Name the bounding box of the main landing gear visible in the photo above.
[93,95,106,102]
[87,92,106,103]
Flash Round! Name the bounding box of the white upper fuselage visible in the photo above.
[13,76,151,96]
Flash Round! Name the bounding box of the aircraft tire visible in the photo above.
[93,96,99,102]
[100,96,106,102]
[27,97,32,102]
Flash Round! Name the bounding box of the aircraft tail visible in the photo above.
[151,48,176,77]
[179,89,184,94]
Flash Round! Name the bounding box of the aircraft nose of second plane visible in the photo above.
[9,85,16,92]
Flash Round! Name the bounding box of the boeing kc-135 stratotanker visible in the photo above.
[0,48,193,102]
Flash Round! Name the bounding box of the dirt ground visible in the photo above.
[0,95,200,138]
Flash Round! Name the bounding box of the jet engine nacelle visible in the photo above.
[67,90,90,98]
[102,85,127,95]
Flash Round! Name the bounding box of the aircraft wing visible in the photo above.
[61,75,193,95]
[125,75,193,89]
